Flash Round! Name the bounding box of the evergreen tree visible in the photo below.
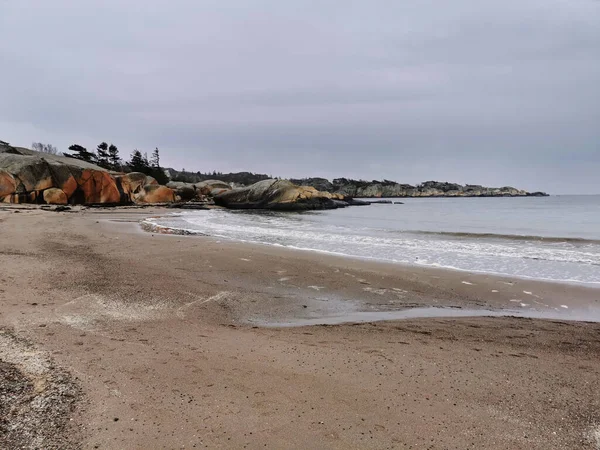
[129,150,148,172]
[96,142,110,168]
[66,144,96,163]
[151,147,160,168]
[108,144,120,170]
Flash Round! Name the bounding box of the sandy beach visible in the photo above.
[1,205,600,449]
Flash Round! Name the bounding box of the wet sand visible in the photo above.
[1,205,600,449]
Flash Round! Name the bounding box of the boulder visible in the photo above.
[194,180,232,196]
[214,179,340,210]
[0,145,177,205]
[134,185,176,203]
[167,181,197,201]
[74,169,121,204]
[43,188,68,205]
[0,169,16,197]
[117,172,158,200]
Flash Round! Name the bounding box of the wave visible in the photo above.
[141,212,600,286]
[406,230,600,244]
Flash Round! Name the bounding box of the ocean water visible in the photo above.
[143,195,600,286]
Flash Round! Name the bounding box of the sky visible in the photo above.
[1,0,599,194]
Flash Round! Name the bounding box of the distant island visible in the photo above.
[168,169,548,198]
[289,178,549,198]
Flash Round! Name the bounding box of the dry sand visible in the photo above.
[1,205,600,449]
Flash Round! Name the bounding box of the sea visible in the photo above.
[143,195,600,287]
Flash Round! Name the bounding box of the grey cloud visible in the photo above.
[1,0,599,194]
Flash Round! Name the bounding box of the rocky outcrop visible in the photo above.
[289,177,333,193]
[0,144,175,205]
[166,181,197,201]
[134,185,177,203]
[194,180,232,197]
[165,180,233,201]
[214,179,345,210]
[294,178,548,198]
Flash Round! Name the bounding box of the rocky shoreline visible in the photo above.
[291,177,549,198]
[1,143,548,212]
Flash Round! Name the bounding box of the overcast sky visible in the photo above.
[1,0,599,193]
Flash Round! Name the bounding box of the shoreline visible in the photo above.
[140,209,600,290]
[1,205,600,448]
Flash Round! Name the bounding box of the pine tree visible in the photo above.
[129,150,148,172]
[96,142,110,168]
[66,144,96,163]
[108,144,120,170]
[151,147,160,168]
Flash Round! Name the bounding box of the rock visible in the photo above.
[0,169,16,197]
[345,198,371,206]
[74,169,121,204]
[43,188,68,205]
[214,179,340,210]
[117,172,157,198]
[289,177,333,192]
[194,180,232,196]
[0,145,177,205]
[323,178,546,198]
[166,181,197,201]
[134,185,176,203]
[167,202,210,210]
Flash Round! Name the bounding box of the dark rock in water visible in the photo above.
[345,198,371,206]
[167,202,210,210]
[368,200,393,204]
[393,201,404,204]
[214,179,344,211]
[331,199,350,208]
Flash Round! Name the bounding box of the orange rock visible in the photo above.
[43,188,68,205]
[76,169,121,204]
[3,191,39,204]
[134,185,176,203]
[0,169,16,197]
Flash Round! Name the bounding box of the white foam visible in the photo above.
[145,209,600,287]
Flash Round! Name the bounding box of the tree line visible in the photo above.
[64,142,168,184]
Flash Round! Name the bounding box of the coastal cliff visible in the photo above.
[290,178,548,198]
